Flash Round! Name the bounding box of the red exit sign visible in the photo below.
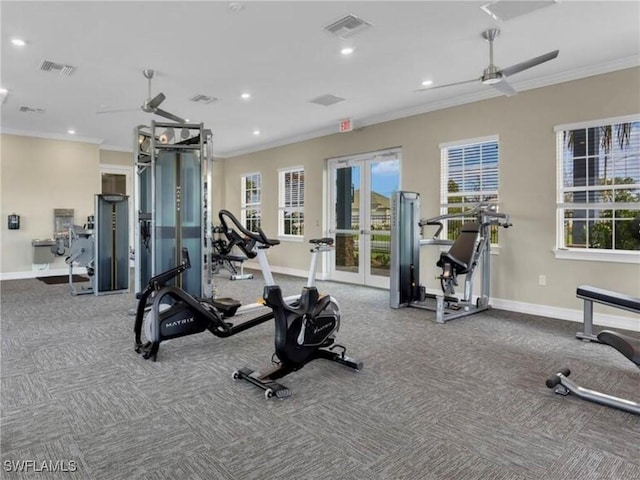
[339,119,353,132]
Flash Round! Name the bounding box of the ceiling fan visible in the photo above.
[416,28,559,96]
[97,69,186,123]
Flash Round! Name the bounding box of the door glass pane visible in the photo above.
[369,159,399,278]
[334,165,359,275]
[335,233,359,273]
[334,166,359,230]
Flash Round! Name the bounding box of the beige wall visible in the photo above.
[1,135,100,275]
[222,67,640,319]
[99,149,132,166]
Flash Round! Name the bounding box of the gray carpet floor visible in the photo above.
[1,271,639,479]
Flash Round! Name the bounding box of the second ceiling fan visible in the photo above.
[417,28,559,96]
[98,69,186,123]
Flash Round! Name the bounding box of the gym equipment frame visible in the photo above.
[134,121,213,298]
[54,194,129,296]
[575,285,640,342]
[390,191,511,323]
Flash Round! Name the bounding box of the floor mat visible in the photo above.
[36,275,89,285]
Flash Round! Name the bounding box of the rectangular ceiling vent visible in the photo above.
[19,106,46,113]
[39,60,76,76]
[189,94,218,104]
[324,14,372,39]
[481,1,557,22]
[309,94,346,107]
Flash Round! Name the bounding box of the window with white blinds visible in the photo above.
[278,166,304,237]
[241,173,261,232]
[440,136,500,242]
[555,116,640,255]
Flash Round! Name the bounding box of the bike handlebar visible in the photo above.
[218,210,280,258]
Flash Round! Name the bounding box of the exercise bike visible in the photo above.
[133,209,339,361]
[232,284,363,399]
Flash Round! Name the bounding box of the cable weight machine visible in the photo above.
[134,121,213,298]
[390,191,511,323]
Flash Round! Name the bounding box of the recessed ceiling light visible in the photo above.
[253,129,260,135]
[241,92,251,100]
[341,47,354,55]
[68,129,76,135]
[228,2,244,12]
[11,38,26,47]
[421,80,433,87]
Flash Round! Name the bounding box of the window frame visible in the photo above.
[439,135,501,246]
[240,172,262,233]
[554,114,640,264]
[278,166,305,240]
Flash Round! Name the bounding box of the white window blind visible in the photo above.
[241,173,261,232]
[279,167,305,237]
[440,136,500,242]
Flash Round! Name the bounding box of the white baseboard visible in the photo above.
[1,267,87,281]
[491,297,639,333]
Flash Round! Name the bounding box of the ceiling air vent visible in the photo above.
[309,94,345,107]
[324,14,372,39]
[481,1,557,22]
[189,94,218,104]
[19,106,46,113]
[39,60,76,76]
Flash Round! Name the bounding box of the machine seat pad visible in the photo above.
[597,330,640,367]
[438,252,469,274]
[436,222,480,275]
[576,286,640,313]
[209,297,242,311]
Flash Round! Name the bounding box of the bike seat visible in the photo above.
[309,238,334,246]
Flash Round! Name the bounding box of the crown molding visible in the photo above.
[218,56,640,158]
[0,127,104,145]
[100,144,133,153]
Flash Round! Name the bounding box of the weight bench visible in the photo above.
[575,285,640,342]
[546,285,640,415]
[213,252,253,280]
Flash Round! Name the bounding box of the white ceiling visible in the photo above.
[1,1,639,157]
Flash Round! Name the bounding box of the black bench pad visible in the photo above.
[577,285,640,313]
[597,330,640,366]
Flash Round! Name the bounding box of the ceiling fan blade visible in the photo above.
[490,78,517,96]
[147,92,166,109]
[414,78,479,92]
[500,50,559,77]
[96,108,139,114]
[154,108,186,123]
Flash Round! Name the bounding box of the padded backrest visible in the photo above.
[437,222,480,274]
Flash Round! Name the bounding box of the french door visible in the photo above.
[328,148,401,288]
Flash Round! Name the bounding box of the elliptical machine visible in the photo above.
[232,284,363,399]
